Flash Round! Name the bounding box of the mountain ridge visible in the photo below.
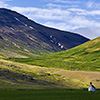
[0,8,89,57]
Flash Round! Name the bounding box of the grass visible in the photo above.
[2,37,100,89]
[0,37,54,59]
[1,37,100,90]
[1,59,89,89]
[12,37,100,72]
[0,89,100,100]
[1,59,100,89]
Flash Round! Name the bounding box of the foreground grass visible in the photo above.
[0,90,100,100]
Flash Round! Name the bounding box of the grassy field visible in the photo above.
[1,59,100,89]
[0,59,89,89]
[0,89,100,100]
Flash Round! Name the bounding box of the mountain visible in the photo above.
[15,37,100,72]
[0,8,89,58]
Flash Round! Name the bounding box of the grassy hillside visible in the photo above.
[1,58,100,89]
[2,58,100,89]
[0,41,51,59]
[2,37,100,89]
[1,59,90,89]
[13,37,100,72]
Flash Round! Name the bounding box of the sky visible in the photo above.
[0,0,100,39]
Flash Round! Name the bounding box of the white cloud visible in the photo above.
[0,0,12,8]
[44,21,71,31]
[46,3,63,8]
[86,0,100,9]
[54,0,80,4]
[0,1,9,7]
[11,7,71,21]
[45,3,69,8]
[70,16,100,27]
[74,27,100,39]
[68,8,100,16]
[86,0,95,8]
[77,10,100,16]
[68,8,85,12]
[86,10,100,15]
[45,3,79,9]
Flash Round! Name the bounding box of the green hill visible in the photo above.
[14,37,100,72]
[0,59,89,89]
[1,37,100,89]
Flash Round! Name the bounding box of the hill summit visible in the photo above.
[0,8,89,57]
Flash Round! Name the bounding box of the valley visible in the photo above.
[6,36,100,89]
[0,8,100,90]
[1,57,100,89]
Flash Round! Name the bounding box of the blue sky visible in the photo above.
[1,0,100,39]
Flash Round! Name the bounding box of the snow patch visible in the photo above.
[14,17,28,26]
[57,42,64,49]
[29,26,34,29]
[58,43,61,46]
[50,40,54,43]
[14,17,20,21]
[50,35,53,38]
[10,27,15,31]
[61,45,64,48]
[24,24,27,26]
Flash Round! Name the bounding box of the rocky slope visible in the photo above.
[0,8,89,57]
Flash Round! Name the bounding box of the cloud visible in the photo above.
[86,0,95,8]
[68,8,85,12]
[43,21,72,31]
[86,0,100,9]
[70,16,100,27]
[11,7,71,21]
[0,1,9,7]
[74,27,100,39]
[68,8,100,16]
[45,3,69,8]
[86,10,100,15]
[0,0,12,8]
[54,0,80,4]
[45,3,79,9]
